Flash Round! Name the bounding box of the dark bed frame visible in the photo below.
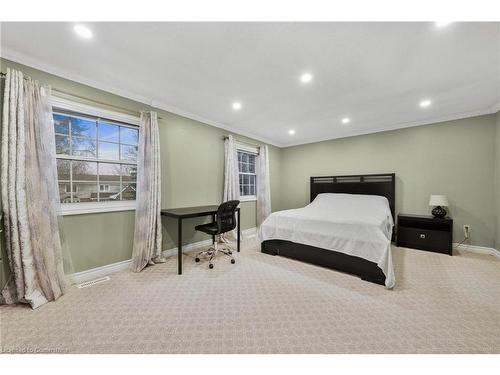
[261,173,395,286]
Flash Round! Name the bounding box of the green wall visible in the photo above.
[0,58,281,274]
[495,111,500,249]
[279,114,498,248]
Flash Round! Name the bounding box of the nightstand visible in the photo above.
[396,214,453,255]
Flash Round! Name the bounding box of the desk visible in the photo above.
[161,205,241,275]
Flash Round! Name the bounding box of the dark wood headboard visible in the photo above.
[310,173,396,219]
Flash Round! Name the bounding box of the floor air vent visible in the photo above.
[76,276,111,289]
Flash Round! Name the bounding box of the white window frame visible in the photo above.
[52,96,140,216]
[236,142,259,202]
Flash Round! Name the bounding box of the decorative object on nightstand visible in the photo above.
[397,214,453,255]
[429,194,449,218]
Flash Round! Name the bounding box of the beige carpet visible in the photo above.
[1,240,499,354]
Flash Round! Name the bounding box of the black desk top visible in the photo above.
[161,205,239,219]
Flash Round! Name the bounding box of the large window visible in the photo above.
[53,109,139,211]
[237,149,257,200]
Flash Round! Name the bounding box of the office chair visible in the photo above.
[194,200,240,269]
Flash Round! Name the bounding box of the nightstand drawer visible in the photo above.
[397,227,451,254]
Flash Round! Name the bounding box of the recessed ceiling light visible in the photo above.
[300,72,313,84]
[232,102,242,110]
[341,117,351,124]
[288,129,296,135]
[73,24,93,39]
[435,21,452,28]
[419,99,432,108]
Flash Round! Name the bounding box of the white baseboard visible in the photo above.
[69,259,132,284]
[161,239,213,258]
[453,243,500,259]
[69,227,257,284]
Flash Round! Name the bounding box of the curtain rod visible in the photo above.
[52,88,148,118]
[1,72,163,120]
[223,136,262,149]
[0,71,30,80]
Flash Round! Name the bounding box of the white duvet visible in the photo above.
[258,193,395,288]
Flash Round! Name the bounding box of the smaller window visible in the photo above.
[99,184,110,192]
[237,150,257,199]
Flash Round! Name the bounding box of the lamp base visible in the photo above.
[431,206,447,218]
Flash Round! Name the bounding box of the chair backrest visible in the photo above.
[216,200,240,234]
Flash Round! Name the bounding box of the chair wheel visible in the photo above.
[209,263,214,269]
[195,258,200,262]
[231,259,235,264]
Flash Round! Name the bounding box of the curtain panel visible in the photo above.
[1,68,68,309]
[222,135,240,239]
[130,111,164,272]
[223,135,240,203]
[257,145,271,226]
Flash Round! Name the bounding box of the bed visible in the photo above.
[259,173,396,288]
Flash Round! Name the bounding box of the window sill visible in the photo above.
[59,201,137,216]
[240,196,257,202]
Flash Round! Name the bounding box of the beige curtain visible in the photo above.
[223,135,240,203]
[1,68,68,309]
[222,135,240,240]
[130,111,164,272]
[256,145,271,226]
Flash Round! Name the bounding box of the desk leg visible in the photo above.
[237,209,240,252]
[211,213,216,244]
[178,218,183,275]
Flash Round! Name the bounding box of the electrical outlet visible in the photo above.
[463,225,470,239]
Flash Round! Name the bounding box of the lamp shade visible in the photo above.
[429,194,449,207]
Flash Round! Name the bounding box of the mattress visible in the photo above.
[258,193,395,288]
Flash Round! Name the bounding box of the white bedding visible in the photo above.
[258,193,395,288]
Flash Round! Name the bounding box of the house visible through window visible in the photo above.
[54,110,139,204]
[237,150,257,199]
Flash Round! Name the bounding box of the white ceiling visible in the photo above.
[1,22,499,147]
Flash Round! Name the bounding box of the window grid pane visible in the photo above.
[54,114,70,135]
[120,127,139,146]
[98,123,120,142]
[71,117,97,138]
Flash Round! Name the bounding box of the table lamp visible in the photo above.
[429,195,449,218]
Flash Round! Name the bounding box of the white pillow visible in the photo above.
[310,193,391,213]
